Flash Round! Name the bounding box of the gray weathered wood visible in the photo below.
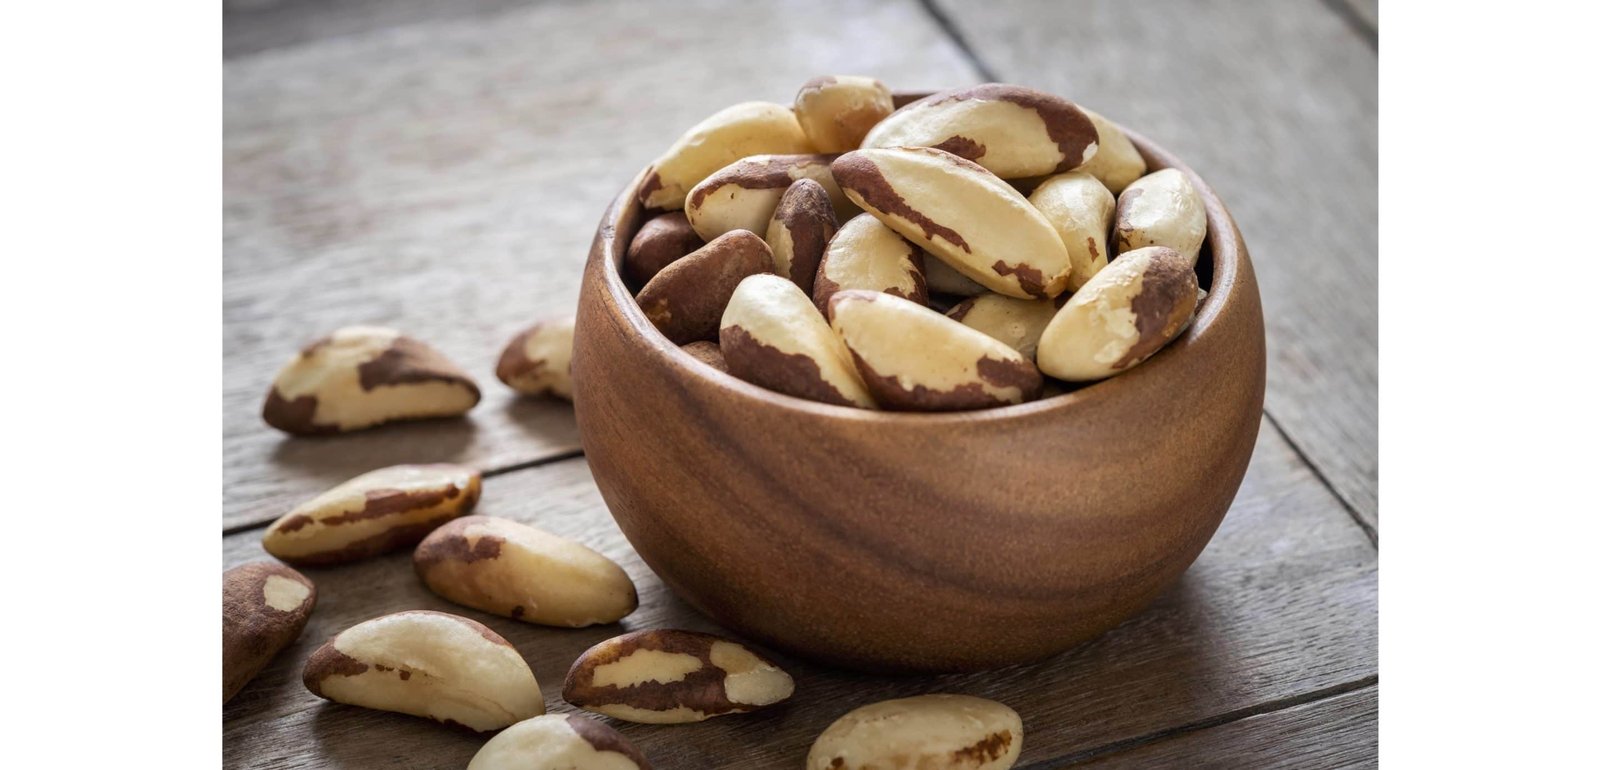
[224,0,536,58]
[222,0,982,530]
[934,0,1380,530]
[1075,686,1377,768]
[221,423,1376,768]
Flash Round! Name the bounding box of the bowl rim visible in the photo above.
[590,121,1245,426]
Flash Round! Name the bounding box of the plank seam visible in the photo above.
[1315,0,1379,52]
[1264,409,1378,548]
[916,0,999,81]
[1018,675,1378,768]
[220,447,588,536]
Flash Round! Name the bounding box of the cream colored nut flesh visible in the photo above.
[263,463,482,567]
[924,254,988,297]
[1114,168,1207,265]
[861,84,1098,178]
[813,214,928,313]
[638,102,816,210]
[262,326,480,435]
[1029,171,1117,291]
[223,561,316,703]
[829,290,1042,411]
[415,515,638,627]
[468,714,653,770]
[947,293,1059,360]
[806,694,1023,770]
[831,147,1072,299]
[794,75,895,153]
[765,179,838,296]
[563,629,794,724]
[1036,246,1199,381]
[720,274,875,408]
[303,611,543,732]
[1075,108,1147,194]
[684,154,850,241]
[495,317,575,399]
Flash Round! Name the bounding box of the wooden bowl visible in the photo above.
[571,129,1265,672]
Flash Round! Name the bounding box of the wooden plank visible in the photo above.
[933,0,1380,529]
[1074,686,1377,768]
[221,423,1376,768]
[224,0,535,58]
[222,0,982,530]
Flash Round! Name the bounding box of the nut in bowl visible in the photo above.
[573,81,1265,672]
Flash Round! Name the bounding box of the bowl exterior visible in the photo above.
[572,136,1265,672]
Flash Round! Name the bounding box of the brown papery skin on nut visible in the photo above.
[721,325,856,407]
[563,629,788,718]
[1115,247,1199,370]
[769,179,837,295]
[223,562,316,703]
[634,230,774,344]
[625,212,703,287]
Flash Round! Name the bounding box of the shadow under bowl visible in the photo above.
[571,127,1266,672]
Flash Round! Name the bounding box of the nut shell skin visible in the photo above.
[638,102,816,211]
[625,212,702,287]
[765,179,838,296]
[813,214,928,314]
[302,610,544,732]
[1036,246,1199,381]
[496,317,575,399]
[262,326,480,435]
[263,463,482,567]
[861,84,1098,179]
[414,515,638,627]
[634,230,775,344]
[806,694,1023,770]
[720,274,875,409]
[563,629,794,724]
[685,154,849,242]
[223,561,316,703]
[829,290,1042,411]
[1114,168,1207,266]
[831,147,1072,299]
[794,75,895,153]
[1029,170,1117,292]
[468,714,652,770]
[1076,107,1148,194]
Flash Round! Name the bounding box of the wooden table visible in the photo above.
[223,1,1378,766]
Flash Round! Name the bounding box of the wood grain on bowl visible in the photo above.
[571,128,1267,672]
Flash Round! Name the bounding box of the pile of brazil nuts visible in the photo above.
[627,76,1208,411]
[230,455,1026,767]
